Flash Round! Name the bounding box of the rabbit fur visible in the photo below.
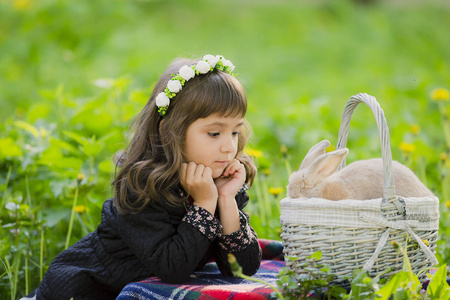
[287,140,433,200]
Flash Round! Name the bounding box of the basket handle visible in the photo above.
[336,93,400,207]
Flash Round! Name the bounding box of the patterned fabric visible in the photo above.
[92,239,450,300]
[116,260,284,300]
[116,239,284,300]
[258,239,284,261]
[182,204,221,241]
[217,211,253,252]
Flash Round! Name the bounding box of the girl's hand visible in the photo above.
[214,160,245,235]
[214,159,246,199]
[180,162,218,214]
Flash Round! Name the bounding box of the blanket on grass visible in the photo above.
[116,239,284,300]
[116,239,449,300]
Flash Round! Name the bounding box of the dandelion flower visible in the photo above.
[399,142,415,153]
[268,187,283,196]
[391,241,399,249]
[440,153,447,161]
[262,168,271,176]
[422,239,430,247]
[280,144,288,158]
[244,148,263,158]
[430,88,449,102]
[410,124,420,135]
[74,205,86,214]
[77,173,85,182]
[13,0,31,10]
[445,201,450,208]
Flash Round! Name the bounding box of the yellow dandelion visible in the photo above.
[446,161,450,170]
[244,148,263,158]
[74,205,86,214]
[399,142,415,153]
[422,239,430,247]
[77,173,85,182]
[440,153,448,161]
[445,201,450,208]
[13,0,31,10]
[268,187,283,196]
[430,88,450,102]
[262,168,271,176]
[280,144,288,158]
[391,241,399,249]
[410,124,420,135]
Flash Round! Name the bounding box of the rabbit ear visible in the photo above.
[303,148,349,185]
[299,140,331,170]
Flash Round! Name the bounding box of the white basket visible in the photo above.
[280,93,439,285]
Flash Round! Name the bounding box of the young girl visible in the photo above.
[25,55,262,300]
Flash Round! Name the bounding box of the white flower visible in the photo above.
[203,54,219,67]
[195,61,211,74]
[222,59,235,72]
[179,65,195,81]
[167,79,182,93]
[155,92,170,107]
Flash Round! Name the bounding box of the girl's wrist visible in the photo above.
[218,198,240,235]
[217,195,236,206]
[193,199,217,215]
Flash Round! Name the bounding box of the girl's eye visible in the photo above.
[232,132,239,136]
[208,132,220,137]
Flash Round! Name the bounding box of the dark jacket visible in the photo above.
[36,187,261,300]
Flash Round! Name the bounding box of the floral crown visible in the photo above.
[155,55,236,116]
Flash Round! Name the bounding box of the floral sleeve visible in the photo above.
[182,204,221,241]
[216,210,254,252]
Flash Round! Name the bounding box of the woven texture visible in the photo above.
[280,93,440,285]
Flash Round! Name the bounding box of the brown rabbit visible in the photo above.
[287,140,433,200]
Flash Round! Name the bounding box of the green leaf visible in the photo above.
[279,275,290,284]
[49,137,78,155]
[427,264,450,299]
[99,160,114,173]
[63,130,86,146]
[0,237,11,259]
[14,120,40,138]
[27,103,51,123]
[43,207,70,228]
[81,141,104,157]
[375,271,408,300]
[310,251,322,260]
[0,137,23,159]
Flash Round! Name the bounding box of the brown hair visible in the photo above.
[113,58,256,214]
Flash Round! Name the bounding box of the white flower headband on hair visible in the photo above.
[155,54,236,116]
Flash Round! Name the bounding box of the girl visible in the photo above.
[25,55,262,300]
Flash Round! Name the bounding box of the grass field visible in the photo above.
[1,0,450,298]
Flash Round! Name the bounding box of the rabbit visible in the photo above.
[287,140,433,200]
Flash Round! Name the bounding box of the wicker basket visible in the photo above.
[280,93,439,285]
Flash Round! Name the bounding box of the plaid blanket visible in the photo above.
[116,239,450,300]
[116,239,285,300]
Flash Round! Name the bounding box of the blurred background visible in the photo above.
[1,0,449,297]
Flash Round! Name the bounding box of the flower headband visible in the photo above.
[155,55,236,116]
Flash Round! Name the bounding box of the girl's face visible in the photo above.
[184,113,244,178]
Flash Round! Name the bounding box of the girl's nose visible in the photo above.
[221,137,236,153]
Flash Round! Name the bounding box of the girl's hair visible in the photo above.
[113,58,256,214]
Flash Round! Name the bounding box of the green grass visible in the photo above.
[1,0,450,298]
